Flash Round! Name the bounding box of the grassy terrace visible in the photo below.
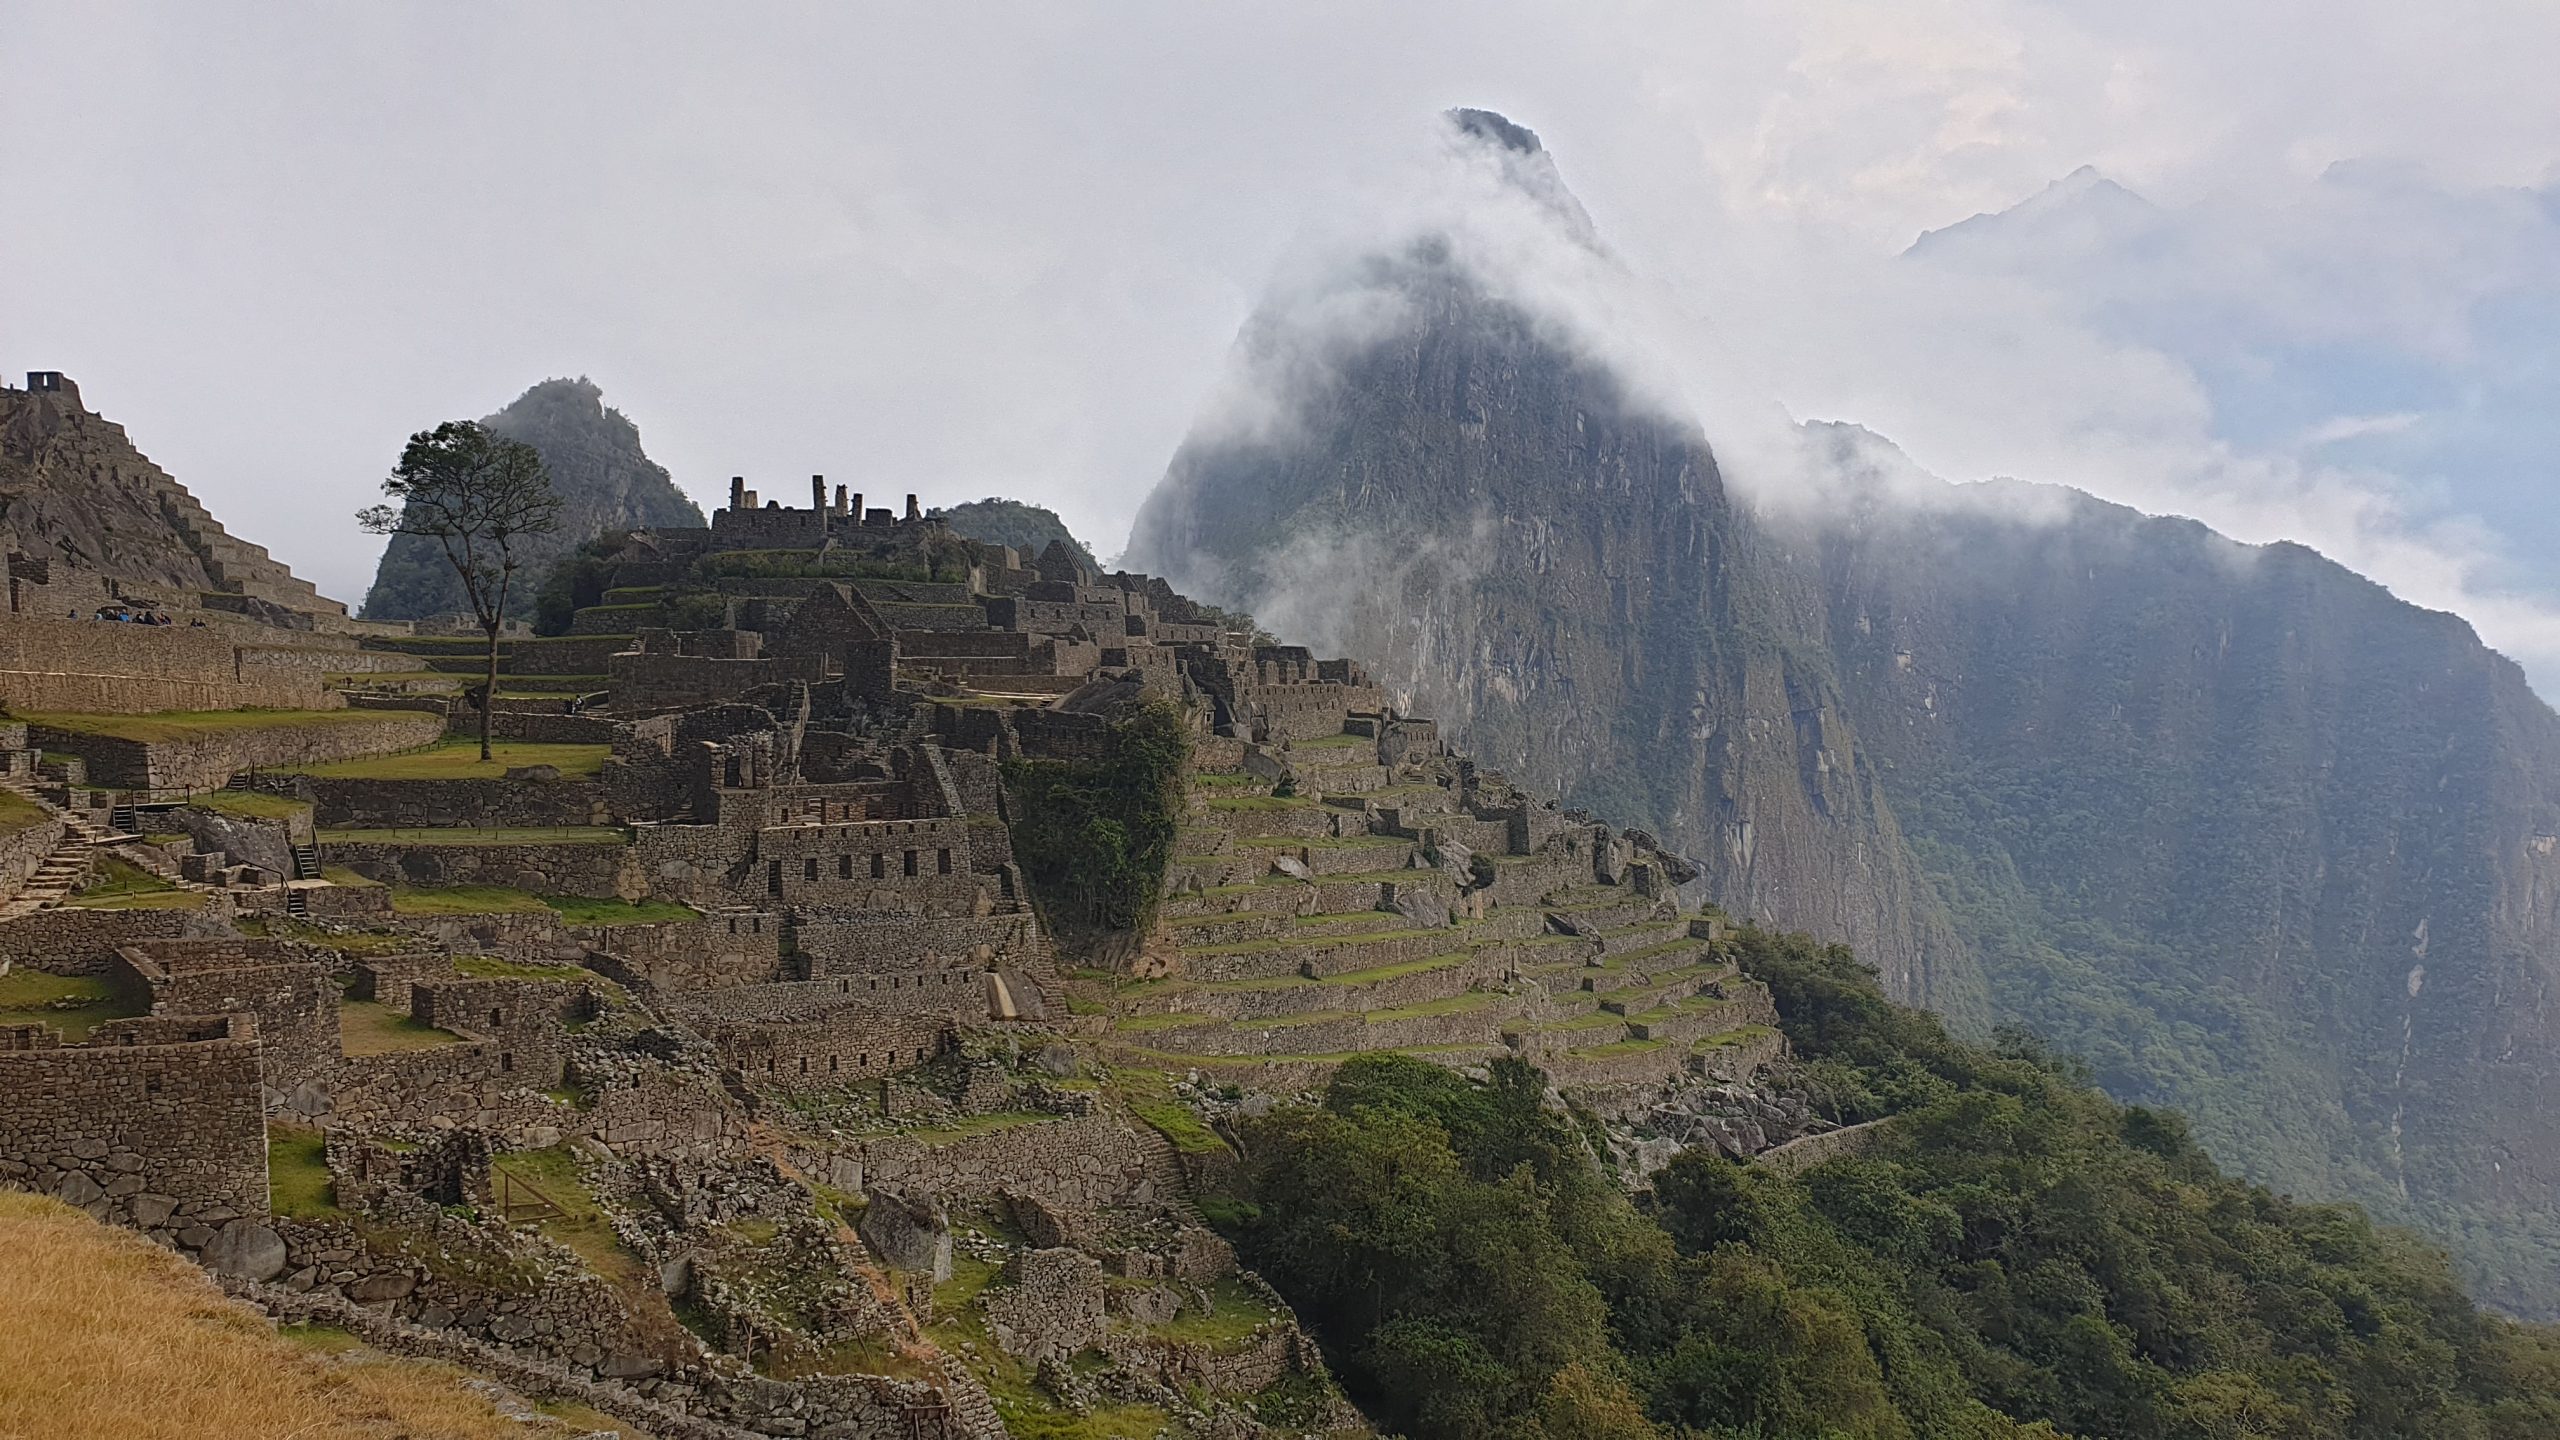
[1202,794,1315,812]
[1198,952,1470,993]
[1289,732,1372,750]
[0,789,46,838]
[188,789,309,822]
[321,826,627,846]
[339,999,463,1056]
[492,1146,641,1285]
[14,708,424,744]
[64,855,197,911]
[266,1124,339,1218]
[1182,925,1439,959]
[386,885,550,916]
[0,969,147,1041]
[290,739,610,780]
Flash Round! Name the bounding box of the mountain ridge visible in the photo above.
[1127,109,2560,1314]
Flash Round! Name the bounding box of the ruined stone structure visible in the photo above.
[0,387,1792,1438]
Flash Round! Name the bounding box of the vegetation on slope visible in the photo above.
[1002,701,1186,930]
[0,1191,639,1438]
[1222,929,2560,1440]
[933,496,1100,571]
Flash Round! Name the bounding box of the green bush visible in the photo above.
[1002,702,1186,930]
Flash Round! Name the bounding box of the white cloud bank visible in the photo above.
[3,1,2556,681]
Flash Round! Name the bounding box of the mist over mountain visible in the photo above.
[360,377,704,622]
[1128,110,2560,1314]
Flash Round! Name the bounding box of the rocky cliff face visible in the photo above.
[1125,112,2560,1313]
[361,377,704,621]
[1126,191,1973,1017]
[1797,429,2560,1314]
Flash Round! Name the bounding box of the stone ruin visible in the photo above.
[0,381,1802,1438]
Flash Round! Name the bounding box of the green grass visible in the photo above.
[188,789,311,822]
[290,740,610,781]
[1184,925,1437,959]
[18,708,425,744]
[921,1253,1171,1440]
[1114,1068,1229,1155]
[386,884,550,916]
[319,865,381,888]
[63,889,206,911]
[267,1124,341,1218]
[339,999,464,1056]
[69,854,174,898]
[902,1111,1052,1147]
[1365,991,1503,1022]
[1152,1275,1283,1349]
[1693,1024,1778,1054]
[1203,794,1314,812]
[542,895,697,925]
[0,969,147,1041]
[0,789,45,838]
[1569,1037,1668,1058]
[1291,732,1372,749]
[321,826,626,846]
[489,1146,638,1284]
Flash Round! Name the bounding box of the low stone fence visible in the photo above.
[327,835,644,902]
[800,1111,1158,1212]
[301,775,611,829]
[1753,1116,1896,1176]
[28,710,445,790]
[0,1013,268,1235]
[0,810,64,904]
[0,902,232,973]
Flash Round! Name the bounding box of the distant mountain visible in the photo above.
[1128,110,2560,1315]
[360,378,704,622]
[931,497,1097,572]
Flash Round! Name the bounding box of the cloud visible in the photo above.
[4,1,2557,682]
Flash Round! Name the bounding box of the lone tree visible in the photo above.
[358,422,564,760]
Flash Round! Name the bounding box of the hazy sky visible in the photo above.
[8,2,2559,679]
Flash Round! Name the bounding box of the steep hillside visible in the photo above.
[1126,111,2560,1313]
[1126,125,1971,1014]
[0,373,351,625]
[932,496,1098,570]
[0,1192,638,1438]
[1797,428,2560,1314]
[362,377,703,622]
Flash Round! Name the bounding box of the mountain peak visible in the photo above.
[1445,107,1545,157]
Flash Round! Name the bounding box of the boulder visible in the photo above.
[857,1185,952,1282]
[53,1170,104,1207]
[201,1220,289,1282]
[349,1271,418,1304]
[1269,854,1313,883]
[1030,1041,1079,1078]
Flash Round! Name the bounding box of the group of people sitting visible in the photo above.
[83,605,202,626]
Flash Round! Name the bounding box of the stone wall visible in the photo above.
[580,910,783,993]
[302,775,611,829]
[1752,1115,1895,1176]
[0,808,64,904]
[0,1012,268,1232]
[411,977,591,1086]
[748,816,980,913]
[118,940,340,1093]
[0,614,341,713]
[802,1111,1156,1212]
[703,1005,954,1091]
[327,836,645,902]
[0,903,229,974]
[670,972,990,1024]
[795,911,1050,974]
[28,710,445,790]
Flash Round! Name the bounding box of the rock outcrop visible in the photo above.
[361,377,704,622]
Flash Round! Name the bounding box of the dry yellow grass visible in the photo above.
[0,1191,646,1438]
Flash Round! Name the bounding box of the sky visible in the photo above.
[6,2,2559,682]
